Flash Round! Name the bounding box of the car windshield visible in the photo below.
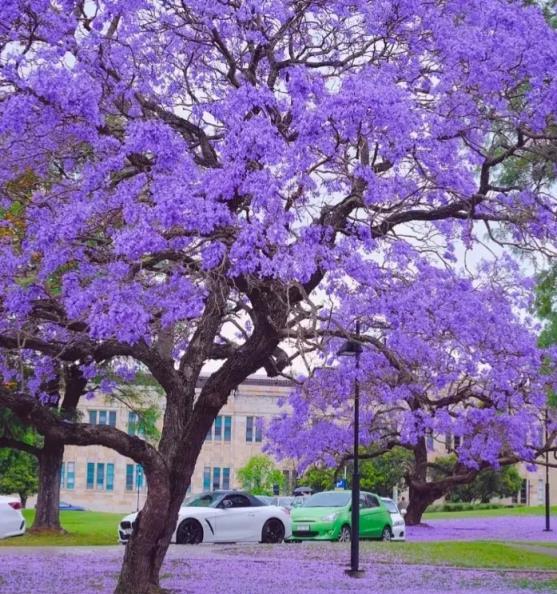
[381,499,399,513]
[302,492,351,508]
[182,493,222,507]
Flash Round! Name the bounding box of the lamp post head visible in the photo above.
[337,339,363,357]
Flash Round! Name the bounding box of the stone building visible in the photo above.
[57,375,295,513]
[42,373,556,513]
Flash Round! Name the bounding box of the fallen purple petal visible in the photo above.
[408,516,557,542]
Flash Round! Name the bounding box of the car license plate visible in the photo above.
[297,524,310,531]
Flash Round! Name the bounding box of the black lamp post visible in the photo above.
[543,409,552,532]
[337,321,364,577]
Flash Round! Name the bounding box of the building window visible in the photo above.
[126,464,134,491]
[61,462,75,490]
[127,412,143,436]
[203,466,211,491]
[214,417,222,440]
[87,462,115,491]
[107,463,115,491]
[203,466,231,490]
[97,463,105,489]
[206,416,232,442]
[89,410,117,427]
[125,464,145,491]
[426,430,434,451]
[246,416,263,442]
[87,463,95,489]
[224,416,232,442]
[213,467,221,490]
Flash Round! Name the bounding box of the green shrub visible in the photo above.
[425,502,525,513]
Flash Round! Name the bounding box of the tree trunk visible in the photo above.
[114,461,184,594]
[30,437,64,533]
[404,437,441,525]
[20,494,27,509]
[405,483,442,525]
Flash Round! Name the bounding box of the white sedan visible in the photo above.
[118,491,292,545]
[381,497,406,541]
[0,495,26,539]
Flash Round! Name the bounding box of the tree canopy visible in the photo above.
[1,1,557,592]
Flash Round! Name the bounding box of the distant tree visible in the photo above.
[433,457,523,504]
[237,455,284,496]
[0,447,38,508]
[297,466,336,492]
[359,448,413,497]
[300,447,412,496]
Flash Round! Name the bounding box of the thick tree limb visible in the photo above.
[0,436,41,457]
[0,389,164,473]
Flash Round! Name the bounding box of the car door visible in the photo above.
[214,494,256,542]
[359,494,383,538]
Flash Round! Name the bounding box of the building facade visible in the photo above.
[57,376,295,512]
[34,374,556,513]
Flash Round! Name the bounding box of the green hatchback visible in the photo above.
[290,490,393,542]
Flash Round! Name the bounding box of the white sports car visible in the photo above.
[118,491,292,545]
[0,495,26,539]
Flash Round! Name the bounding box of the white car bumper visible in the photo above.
[391,524,406,541]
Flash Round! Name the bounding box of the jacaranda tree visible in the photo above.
[1,2,557,592]
[267,258,557,523]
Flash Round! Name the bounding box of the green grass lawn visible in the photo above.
[361,541,557,571]
[0,510,122,546]
[423,505,557,520]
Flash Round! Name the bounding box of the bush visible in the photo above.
[426,502,525,513]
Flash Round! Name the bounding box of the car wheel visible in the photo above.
[381,526,392,542]
[338,525,351,542]
[176,519,203,545]
[261,518,285,544]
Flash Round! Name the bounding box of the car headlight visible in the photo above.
[321,512,339,522]
[393,519,405,527]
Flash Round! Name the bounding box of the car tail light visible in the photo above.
[8,501,22,510]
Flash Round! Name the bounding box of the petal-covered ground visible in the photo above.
[1,540,556,594]
[1,516,556,594]
[408,516,557,542]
